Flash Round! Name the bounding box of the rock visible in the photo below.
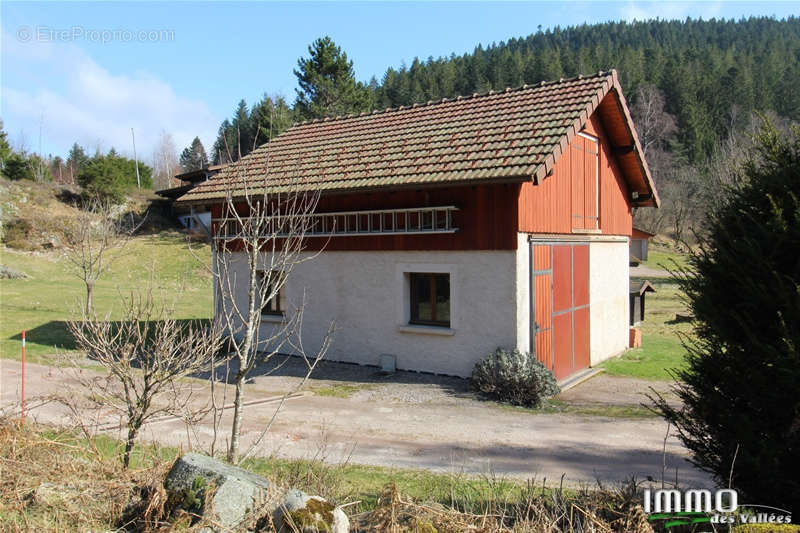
[0,265,28,279]
[30,482,81,507]
[163,453,279,531]
[273,488,349,533]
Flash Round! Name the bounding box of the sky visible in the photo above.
[1,1,797,164]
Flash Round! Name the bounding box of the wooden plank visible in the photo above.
[553,312,573,380]
[573,306,590,372]
[553,244,572,313]
[572,244,590,307]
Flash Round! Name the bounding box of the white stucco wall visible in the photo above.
[220,249,519,377]
[589,239,630,365]
[514,233,531,354]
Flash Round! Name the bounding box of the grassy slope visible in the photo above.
[0,233,212,363]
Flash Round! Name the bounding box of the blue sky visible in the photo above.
[2,1,797,163]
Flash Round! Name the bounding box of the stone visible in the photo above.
[163,453,279,531]
[31,482,81,507]
[0,265,28,279]
[273,488,349,533]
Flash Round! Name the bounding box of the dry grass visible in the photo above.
[0,418,166,531]
[0,419,661,532]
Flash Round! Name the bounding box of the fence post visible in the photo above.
[21,330,25,426]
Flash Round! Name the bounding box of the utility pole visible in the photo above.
[131,127,141,188]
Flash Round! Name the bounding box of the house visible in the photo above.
[156,165,224,230]
[630,226,655,262]
[176,70,659,381]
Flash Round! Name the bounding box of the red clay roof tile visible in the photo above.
[178,70,658,206]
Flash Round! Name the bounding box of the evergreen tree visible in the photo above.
[0,120,11,173]
[180,136,209,172]
[66,143,90,182]
[294,36,371,120]
[78,152,152,203]
[250,94,294,144]
[652,122,800,511]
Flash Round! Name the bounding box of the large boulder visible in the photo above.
[164,453,280,530]
[273,488,349,533]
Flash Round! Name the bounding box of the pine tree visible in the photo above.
[66,143,90,183]
[180,137,209,172]
[294,36,371,120]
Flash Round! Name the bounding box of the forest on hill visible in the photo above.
[5,16,799,240]
[207,16,800,240]
[214,16,800,166]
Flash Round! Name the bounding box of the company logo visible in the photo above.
[644,489,792,529]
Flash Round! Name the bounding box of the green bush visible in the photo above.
[470,348,560,407]
[77,152,152,204]
[652,122,800,512]
[3,153,34,181]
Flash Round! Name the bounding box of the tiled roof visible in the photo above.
[178,70,658,206]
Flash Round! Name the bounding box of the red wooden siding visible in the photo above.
[213,184,519,252]
[517,112,633,237]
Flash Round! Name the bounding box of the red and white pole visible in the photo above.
[21,330,25,426]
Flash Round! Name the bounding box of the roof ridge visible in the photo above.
[292,71,614,127]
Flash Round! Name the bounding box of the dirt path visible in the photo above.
[0,357,710,488]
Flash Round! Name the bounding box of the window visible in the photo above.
[410,273,450,327]
[257,270,284,316]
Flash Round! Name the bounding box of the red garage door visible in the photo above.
[532,243,590,381]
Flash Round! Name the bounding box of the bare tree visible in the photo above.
[151,130,181,190]
[207,147,334,463]
[65,287,221,467]
[630,84,678,158]
[63,201,140,314]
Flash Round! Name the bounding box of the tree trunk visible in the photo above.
[86,282,94,315]
[123,425,138,469]
[227,376,245,463]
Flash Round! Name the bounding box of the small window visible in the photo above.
[257,270,284,316]
[410,273,450,327]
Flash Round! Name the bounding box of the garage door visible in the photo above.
[532,243,590,381]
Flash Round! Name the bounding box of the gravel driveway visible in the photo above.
[1,356,709,488]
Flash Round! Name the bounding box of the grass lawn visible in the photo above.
[600,280,692,381]
[642,243,692,271]
[0,232,213,363]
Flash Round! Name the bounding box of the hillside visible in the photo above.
[0,179,213,362]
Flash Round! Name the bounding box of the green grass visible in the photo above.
[0,232,213,363]
[312,383,375,398]
[492,399,657,418]
[642,244,692,272]
[600,281,691,380]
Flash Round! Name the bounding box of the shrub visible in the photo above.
[2,218,35,250]
[470,348,559,407]
[77,153,152,204]
[652,122,800,512]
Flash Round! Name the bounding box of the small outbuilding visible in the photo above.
[176,70,660,381]
[630,226,655,262]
